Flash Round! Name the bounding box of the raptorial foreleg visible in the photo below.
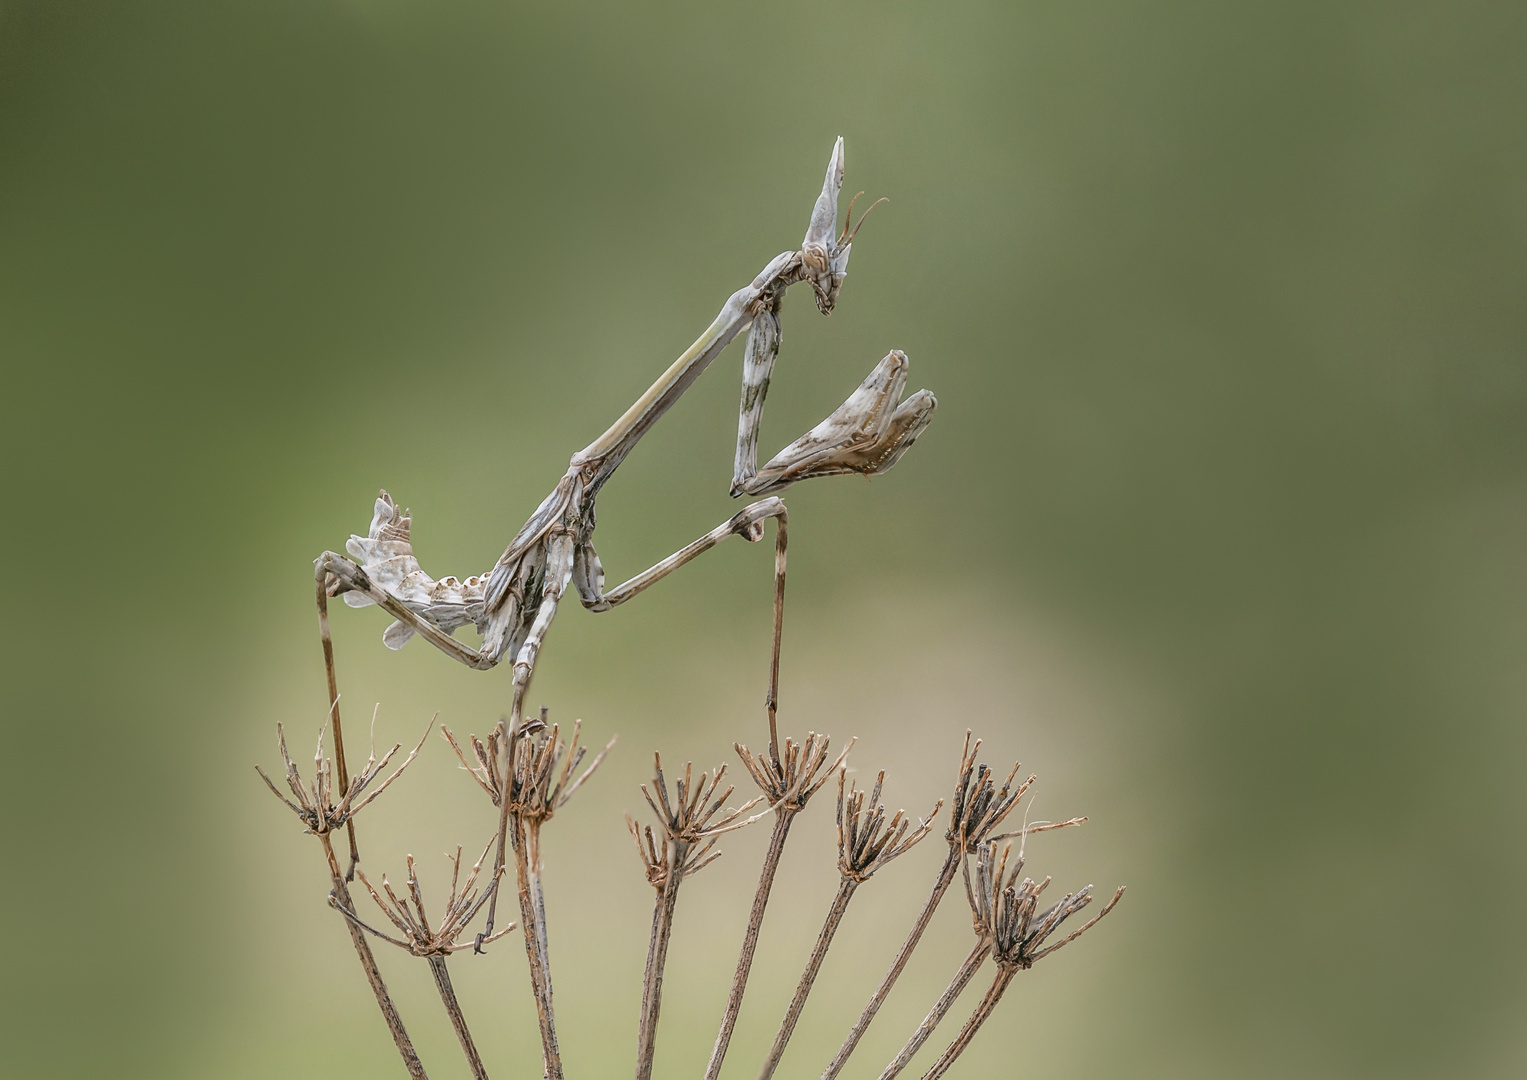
[733,350,936,498]
[731,300,783,497]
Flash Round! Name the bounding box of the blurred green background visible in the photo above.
[3,1,1525,1077]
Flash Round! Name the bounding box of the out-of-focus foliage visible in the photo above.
[2,2,1524,1077]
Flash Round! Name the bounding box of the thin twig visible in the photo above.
[917,965,1017,1080]
[428,956,490,1080]
[319,834,428,1079]
[635,847,683,1080]
[756,877,857,1080]
[709,733,847,1080]
[527,822,553,1007]
[705,807,793,1080]
[819,845,961,1080]
[630,756,757,1080]
[512,815,562,1079]
[875,941,990,1080]
[757,768,940,1080]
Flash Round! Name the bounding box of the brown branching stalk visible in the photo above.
[705,733,850,1080]
[256,718,433,1079]
[819,730,1037,1080]
[754,770,941,1080]
[443,714,614,1080]
[628,756,766,1080]
[331,842,512,1080]
[918,841,1125,1080]
[875,812,1084,1080]
[875,942,989,1080]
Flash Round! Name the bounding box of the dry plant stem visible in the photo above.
[427,956,490,1080]
[918,966,1017,1080]
[820,846,961,1080]
[876,942,990,1080]
[319,833,428,1080]
[756,877,858,1080]
[635,854,684,1080]
[482,742,515,946]
[315,577,360,879]
[512,817,562,1080]
[706,810,796,1080]
[527,823,553,1004]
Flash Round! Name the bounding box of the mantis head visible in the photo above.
[800,136,888,316]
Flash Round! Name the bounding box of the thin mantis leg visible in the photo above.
[588,498,789,761]
[483,531,576,937]
[313,565,361,879]
[597,499,785,607]
[509,530,575,731]
[477,530,575,1080]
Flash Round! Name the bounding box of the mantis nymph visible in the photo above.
[315,137,935,750]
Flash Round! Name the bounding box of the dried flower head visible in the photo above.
[735,731,852,810]
[256,711,431,835]
[331,840,513,957]
[627,755,765,890]
[507,719,614,824]
[944,730,1038,852]
[970,840,1125,970]
[441,709,608,816]
[837,769,942,883]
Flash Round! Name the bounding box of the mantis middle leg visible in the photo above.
[573,497,790,763]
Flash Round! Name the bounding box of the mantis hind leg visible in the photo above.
[313,560,362,880]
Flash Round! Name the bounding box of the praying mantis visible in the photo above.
[312,139,937,899]
[315,137,934,740]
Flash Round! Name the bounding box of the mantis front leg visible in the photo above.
[733,343,937,499]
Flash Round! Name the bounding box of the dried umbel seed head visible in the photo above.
[441,722,508,807]
[970,840,1125,970]
[507,718,614,823]
[836,769,943,883]
[734,731,853,810]
[256,712,431,836]
[944,731,1036,853]
[441,709,603,816]
[626,755,765,890]
[331,841,513,958]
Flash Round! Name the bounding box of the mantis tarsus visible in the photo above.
[312,137,936,929]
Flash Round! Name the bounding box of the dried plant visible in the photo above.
[257,139,1124,1080]
[334,843,510,1080]
[626,757,766,1080]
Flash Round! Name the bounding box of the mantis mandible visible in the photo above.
[312,138,936,896]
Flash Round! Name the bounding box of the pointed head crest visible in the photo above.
[800,137,886,315]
